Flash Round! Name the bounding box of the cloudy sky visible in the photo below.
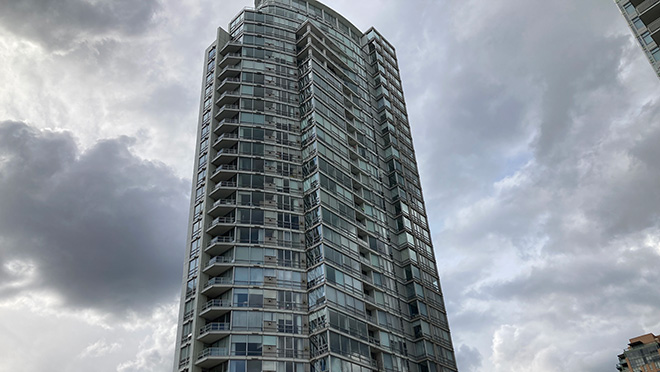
[0,0,659,371]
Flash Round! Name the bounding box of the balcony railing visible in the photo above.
[205,277,233,287]
[197,347,309,361]
[209,216,236,226]
[637,0,660,14]
[648,16,660,33]
[201,299,307,312]
[206,256,306,269]
[212,199,236,208]
[208,236,234,246]
[199,322,230,335]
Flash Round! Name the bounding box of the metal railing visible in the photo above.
[199,322,230,335]
[198,347,309,360]
[207,236,234,246]
[205,277,232,287]
[637,0,660,14]
[211,199,236,208]
[648,16,660,33]
[201,299,307,312]
[209,216,236,226]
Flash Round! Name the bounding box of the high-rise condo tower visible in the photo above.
[174,1,459,372]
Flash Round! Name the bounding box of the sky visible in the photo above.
[0,0,659,371]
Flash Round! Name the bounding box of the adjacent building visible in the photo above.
[173,1,458,372]
[615,0,660,78]
[617,333,660,372]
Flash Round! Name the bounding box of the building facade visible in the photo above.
[617,333,660,372]
[615,0,660,78]
[173,1,458,372]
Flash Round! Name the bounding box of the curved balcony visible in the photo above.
[220,41,242,55]
[199,299,308,320]
[211,148,238,166]
[218,52,241,68]
[205,235,234,256]
[215,90,240,106]
[212,132,239,150]
[199,299,232,320]
[209,164,237,183]
[204,256,307,279]
[217,76,241,93]
[203,255,234,277]
[201,277,233,297]
[196,347,229,369]
[196,347,309,368]
[198,322,231,343]
[214,118,239,135]
[208,198,237,217]
[215,104,240,120]
[218,63,240,80]
[206,216,235,236]
[208,181,237,200]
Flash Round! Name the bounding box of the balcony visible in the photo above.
[200,299,307,321]
[217,64,241,80]
[205,236,234,256]
[198,322,231,343]
[199,299,232,320]
[217,77,241,93]
[215,90,240,106]
[208,198,237,217]
[208,181,237,200]
[214,117,240,135]
[638,0,660,15]
[203,255,234,277]
[219,41,242,55]
[206,216,235,236]
[196,347,308,368]
[639,0,660,27]
[218,52,241,68]
[209,164,237,183]
[212,132,239,150]
[201,277,233,297]
[649,15,660,36]
[196,347,229,369]
[215,104,240,120]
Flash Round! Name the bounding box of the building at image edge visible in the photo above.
[173,1,459,372]
[617,333,660,372]
[615,0,660,79]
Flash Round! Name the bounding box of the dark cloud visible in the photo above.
[0,0,160,50]
[0,121,189,315]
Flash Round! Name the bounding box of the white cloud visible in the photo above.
[78,339,123,359]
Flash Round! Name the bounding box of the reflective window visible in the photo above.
[642,32,654,45]
[190,238,201,256]
[188,258,198,278]
[192,220,202,233]
[652,47,660,62]
[624,2,636,15]
[197,169,206,183]
[195,185,205,199]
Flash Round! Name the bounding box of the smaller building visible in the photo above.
[617,333,660,372]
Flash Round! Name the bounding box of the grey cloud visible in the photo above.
[455,344,483,372]
[485,247,660,308]
[380,0,660,371]
[0,121,189,315]
[0,0,160,50]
